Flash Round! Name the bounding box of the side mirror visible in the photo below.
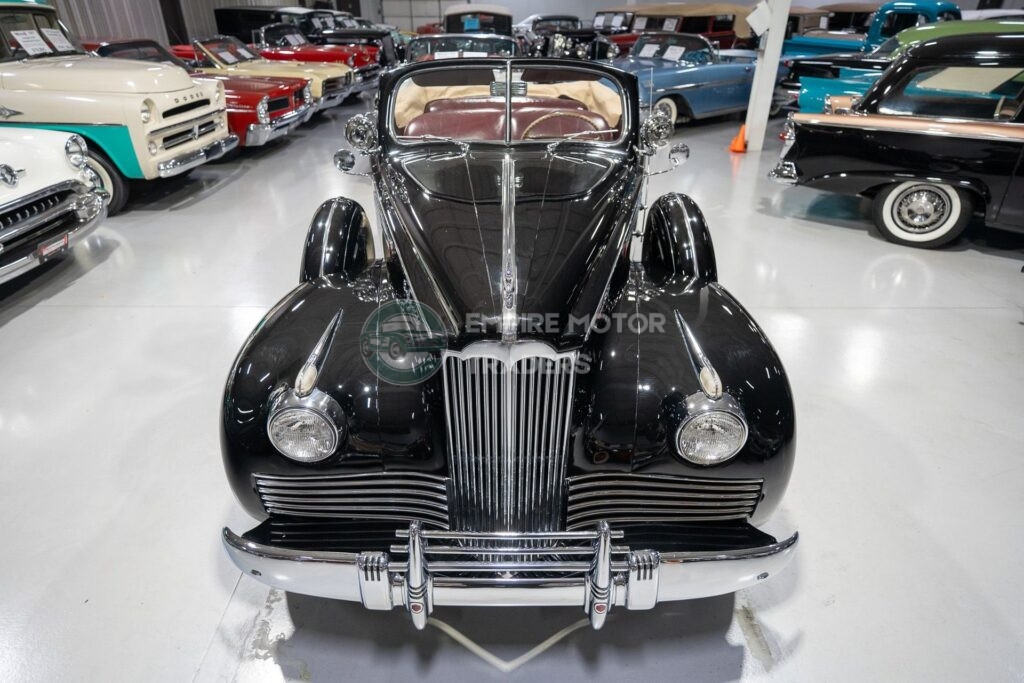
[334,149,355,172]
[345,112,378,153]
[640,111,673,153]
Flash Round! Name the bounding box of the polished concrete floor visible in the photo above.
[1,102,1022,682]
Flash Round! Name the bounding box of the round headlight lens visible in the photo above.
[140,99,154,124]
[256,95,269,124]
[65,134,87,168]
[575,43,588,59]
[268,408,338,462]
[675,411,747,466]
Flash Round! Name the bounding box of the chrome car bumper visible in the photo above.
[244,103,312,147]
[349,74,379,95]
[157,134,240,178]
[0,184,108,286]
[223,521,798,630]
[314,90,348,112]
[769,161,799,185]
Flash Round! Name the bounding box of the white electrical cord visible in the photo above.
[427,617,592,673]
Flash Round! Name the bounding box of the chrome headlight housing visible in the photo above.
[673,394,748,466]
[575,43,588,59]
[345,112,378,152]
[140,98,154,124]
[256,95,269,124]
[267,388,346,463]
[303,82,313,103]
[65,134,87,169]
[607,43,620,58]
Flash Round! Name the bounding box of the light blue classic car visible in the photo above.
[612,33,783,124]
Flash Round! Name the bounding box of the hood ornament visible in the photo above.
[0,164,25,187]
[0,105,22,120]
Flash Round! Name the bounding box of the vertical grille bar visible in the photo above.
[443,344,577,532]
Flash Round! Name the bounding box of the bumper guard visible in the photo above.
[223,520,798,630]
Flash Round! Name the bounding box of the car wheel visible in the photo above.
[360,338,373,358]
[388,340,404,360]
[85,149,128,215]
[872,181,972,248]
[653,97,678,126]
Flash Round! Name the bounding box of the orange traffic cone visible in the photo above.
[729,125,747,153]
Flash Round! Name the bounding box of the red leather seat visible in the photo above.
[403,99,611,141]
[425,96,587,114]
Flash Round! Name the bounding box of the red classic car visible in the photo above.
[86,39,312,148]
[250,23,381,96]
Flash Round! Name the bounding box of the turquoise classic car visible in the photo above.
[784,0,960,56]
[612,32,781,124]
[793,19,1024,112]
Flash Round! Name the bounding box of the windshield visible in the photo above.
[409,36,517,60]
[631,34,714,64]
[199,37,259,64]
[95,41,189,69]
[0,9,82,60]
[534,18,580,31]
[870,35,899,55]
[391,65,625,144]
[265,24,309,46]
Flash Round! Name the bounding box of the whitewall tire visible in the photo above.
[653,97,678,126]
[871,181,972,248]
[86,149,128,215]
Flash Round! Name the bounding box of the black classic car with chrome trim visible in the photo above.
[221,59,797,628]
[771,33,1024,248]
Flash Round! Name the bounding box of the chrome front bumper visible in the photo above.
[314,90,348,112]
[769,161,799,185]
[0,185,108,286]
[223,521,798,630]
[349,73,379,94]
[244,103,312,147]
[157,134,239,178]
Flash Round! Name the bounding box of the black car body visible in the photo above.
[220,58,797,627]
[771,33,1024,247]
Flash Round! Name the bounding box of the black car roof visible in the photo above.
[902,32,1024,62]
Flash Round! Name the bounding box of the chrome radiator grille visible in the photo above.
[442,344,578,532]
[255,471,449,528]
[565,473,763,529]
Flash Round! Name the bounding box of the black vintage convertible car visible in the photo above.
[221,59,797,628]
[771,33,1024,247]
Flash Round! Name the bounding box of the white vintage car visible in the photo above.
[0,127,106,286]
[0,0,237,214]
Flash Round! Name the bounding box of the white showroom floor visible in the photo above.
[0,101,1022,682]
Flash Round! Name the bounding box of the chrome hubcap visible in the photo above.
[893,186,949,233]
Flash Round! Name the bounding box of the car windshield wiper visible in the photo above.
[397,134,470,158]
[545,129,618,162]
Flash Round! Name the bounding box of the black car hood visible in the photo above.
[379,148,640,349]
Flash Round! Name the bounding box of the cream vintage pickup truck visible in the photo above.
[0,0,237,213]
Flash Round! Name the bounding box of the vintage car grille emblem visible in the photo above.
[442,342,578,532]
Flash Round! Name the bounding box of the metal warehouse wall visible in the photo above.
[54,0,168,42]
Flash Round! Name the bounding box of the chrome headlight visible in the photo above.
[140,99,154,124]
[607,43,620,58]
[256,95,269,124]
[65,134,87,169]
[575,43,588,59]
[303,82,313,103]
[345,112,378,152]
[267,389,345,463]
[674,395,748,466]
